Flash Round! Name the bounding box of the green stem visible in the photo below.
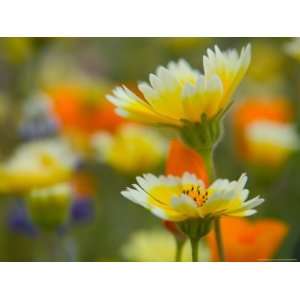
[214,217,225,262]
[198,148,216,181]
[190,238,199,262]
[200,149,225,262]
[175,239,185,262]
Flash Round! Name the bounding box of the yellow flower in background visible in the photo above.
[92,124,167,174]
[0,139,77,193]
[245,121,299,167]
[121,172,263,222]
[284,38,300,61]
[122,229,210,262]
[107,45,251,127]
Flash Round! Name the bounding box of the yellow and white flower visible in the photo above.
[0,139,77,193]
[121,172,263,222]
[107,45,251,127]
[92,124,167,173]
[122,229,210,262]
[245,121,299,166]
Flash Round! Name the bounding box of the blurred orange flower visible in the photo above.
[207,217,288,261]
[232,97,298,166]
[72,170,96,199]
[165,139,209,186]
[48,85,126,135]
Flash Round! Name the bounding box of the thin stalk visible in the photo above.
[198,148,225,262]
[190,238,199,262]
[175,239,185,262]
[198,148,216,181]
[214,217,225,262]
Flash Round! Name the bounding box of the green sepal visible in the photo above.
[179,112,223,153]
[178,217,213,241]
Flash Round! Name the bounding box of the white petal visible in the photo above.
[181,172,205,187]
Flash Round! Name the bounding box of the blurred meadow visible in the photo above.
[0,37,299,261]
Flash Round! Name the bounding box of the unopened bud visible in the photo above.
[26,183,72,231]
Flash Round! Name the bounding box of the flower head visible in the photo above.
[233,97,299,167]
[284,38,300,61]
[92,124,167,174]
[245,121,299,166]
[0,139,78,193]
[121,172,263,222]
[207,217,288,261]
[122,229,210,262]
[107,45,251,127]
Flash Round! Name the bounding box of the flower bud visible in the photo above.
[26,183,72,231]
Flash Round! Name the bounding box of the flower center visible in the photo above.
[182,185,208,207]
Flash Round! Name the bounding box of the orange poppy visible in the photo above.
[232,96,293,159]
[165,139,209,186]
[207,217,288,262]
[48,85,126,135]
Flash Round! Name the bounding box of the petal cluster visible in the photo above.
[121,172,263,222]
[92,124,167,173]
[108,45,251,127]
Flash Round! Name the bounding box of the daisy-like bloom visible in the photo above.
[207,217,288,262]
[107,45,251,127]
[284,38,300,61]
[121,172,263,222]
[122,229,210,262]
[233,97,299,167]
[92,124,167,174]
[0,139,78,193]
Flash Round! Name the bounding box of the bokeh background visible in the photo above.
[0,37,299,261]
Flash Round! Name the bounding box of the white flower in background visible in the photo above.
[245,121,300,166]
[0,138,78,193]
